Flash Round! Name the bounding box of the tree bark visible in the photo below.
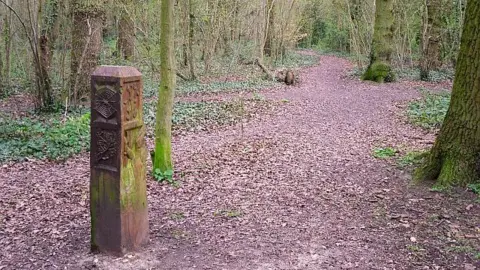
[70,0,105,106]
[154,0,176,173]
[362,0,395,83]
[38,0,60,109]
[117,1,135,61]
[0,33,3,94]
[3,0,11,84]
[264,0,275,57]
[420,0,444,81]
[188,0,196,80]
[415,0,480,186]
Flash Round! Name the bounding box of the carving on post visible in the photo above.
[90,66,149,255]
[94,85,118,120]
[96,130,117,162]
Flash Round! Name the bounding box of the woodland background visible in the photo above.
[0,0,465,107]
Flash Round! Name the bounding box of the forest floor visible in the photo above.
[1,53,479,270]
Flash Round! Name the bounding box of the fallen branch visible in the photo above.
[176,72,189,81]
[255,58,274,81]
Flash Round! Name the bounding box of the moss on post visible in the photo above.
[362,0,395,83]
[414,0,480,186]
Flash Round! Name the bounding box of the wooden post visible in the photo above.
[90,66,149,255]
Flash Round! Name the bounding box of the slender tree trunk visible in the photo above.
[188,0,196,80]
[362,0,395,83]
[4,0,11,84]
[70,1,105,106]
[117,1,135,61]
[420,0,444,81]
[264,0,275,57]
[415,0,480,186]
[154,0,176,173]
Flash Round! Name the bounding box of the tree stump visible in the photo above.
[90,66,149,255]
[284,70,295,85]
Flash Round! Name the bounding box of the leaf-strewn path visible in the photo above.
[1,55,479,270]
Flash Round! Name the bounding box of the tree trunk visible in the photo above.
[188,0,196,80]
[4,0,11,85]
[0,35,3,94]
[264,0,275,57]
[38,0,60,109]
[117,1,135,61]
[420,0,444,81]
[70,1,105,106]
[414,0,480,186]
[154,0,176,173]
[362,0,395,83]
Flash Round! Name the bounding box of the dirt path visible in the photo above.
[1,56,479,270]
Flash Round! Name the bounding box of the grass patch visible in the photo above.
[407,90,450,129]
[214,209,242,218]
[429,185,450,193]
[468,183,480,195]
[373,147,397,159]
[407,244,424,253]
[468,183,480,201]
[397,151,426,168]
[447,245,480,261]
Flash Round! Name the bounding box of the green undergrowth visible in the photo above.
[373,146,427,169]
[348,67,454,83]
[144,97,274,134]
[1,96,275,163]
[0,111,90,162]
[396,67,454,82]
[373,147,397,159]
[407,89,450,129]
[468,183,480,201]
[142,51,318,99]
[273,51,320,69]
[397,151,426,168]
[143,79,277,98]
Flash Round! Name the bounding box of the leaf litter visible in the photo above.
[0,53,478,269]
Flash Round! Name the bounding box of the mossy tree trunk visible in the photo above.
[153,0,176,174]
[70,0,105,106]
[415,0,480,186]
[362,0,395,83]
[420,0,444,81]
[117,0,135,61]
[37,0,60,109]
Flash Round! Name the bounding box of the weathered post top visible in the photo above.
[90,66,149,255]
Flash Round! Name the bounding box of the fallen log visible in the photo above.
[255,58,297,85]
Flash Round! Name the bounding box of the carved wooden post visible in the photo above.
[90,66,149,255]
